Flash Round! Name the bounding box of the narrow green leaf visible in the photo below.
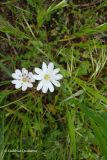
[47,0,68,13]
[75,78,107,104]
[80,104,107,140]
[0,16,29,39]
[0,62,12,77]
[0,91,10,105]
[66,110,76,159]
[37,0,68,27]
[80,103,107,159]
[91,120,107,159]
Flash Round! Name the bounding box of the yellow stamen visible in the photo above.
[22,77,27,82]
[44,74,50,80]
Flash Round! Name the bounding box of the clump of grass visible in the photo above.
[0,0,107,159]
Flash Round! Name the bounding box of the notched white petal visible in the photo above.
[15,81,21,89]
[22,68,28,75]
[37,80,44,91]
[53,68,60,74]
[28,72,35,82]
[15,69,22,75]
[48,81,54,92]
[12,80,19,84]
[33,75,43,80]
[12,74,17,79]
[51,79,61,87]
[48,62,54,71]
[34,68,43,75]
[12,73,21,79]
[54,74,63,80]
[27,82,33,88]
[22,84,27,91]
[42,62,47,73]
[42,81,49,93]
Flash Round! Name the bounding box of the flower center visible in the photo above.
[22,77,28,82]
[44,74,50,80]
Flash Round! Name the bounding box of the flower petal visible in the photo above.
[48,81,54,92]
[13,81,22,89]
[53,68,60,74]
[15,69,22,75]
[22,68,28,75]
[37,80,44,91]
[48,62,54,71]
[42,62,47,73]
[51,79,61,87]
[28,72,35,82]
[42,81,49,93]
[54,74,63,80]
[22,84,27,91]
[27,82,33,88]
[12,73,17,79]
[12,70,22,79]
[12,80,19,84]
[34,68,43,75]
[33,74,43,80]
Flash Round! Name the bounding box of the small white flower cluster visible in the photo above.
[12,62,63,93]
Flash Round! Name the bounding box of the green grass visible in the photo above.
[0,0,107,159]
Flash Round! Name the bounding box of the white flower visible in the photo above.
[34,62,63,93]
[11,68,35,91]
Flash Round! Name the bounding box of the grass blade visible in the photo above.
[75,78,107,104]
[80,103,107,159]
[66,110,76,159]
